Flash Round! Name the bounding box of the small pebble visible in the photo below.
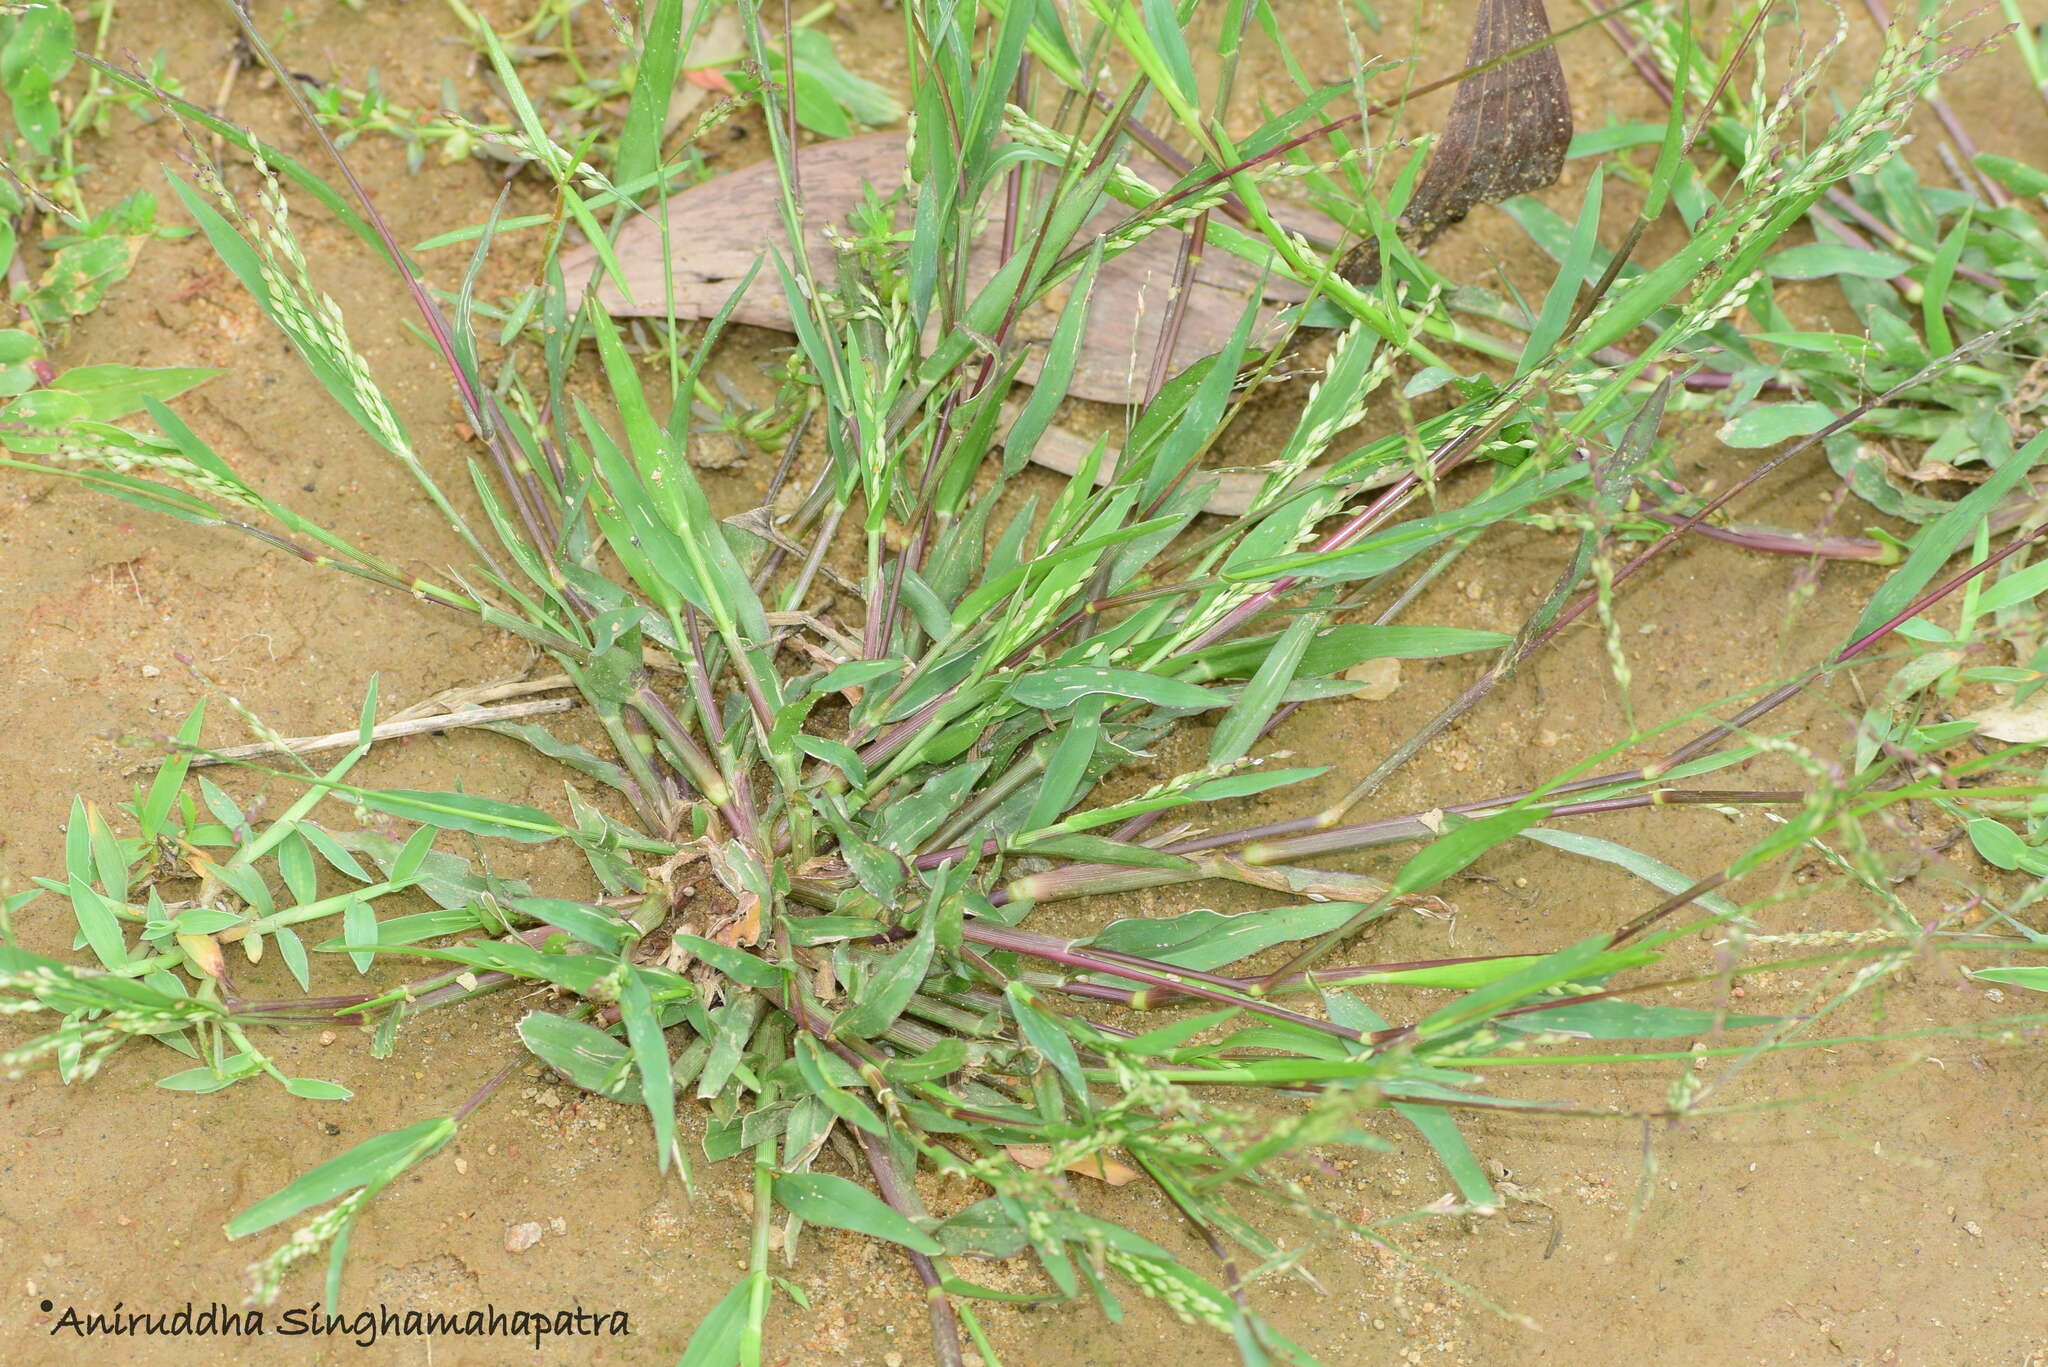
[505,1221,544,1253]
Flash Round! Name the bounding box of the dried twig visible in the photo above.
[145,697,578,770]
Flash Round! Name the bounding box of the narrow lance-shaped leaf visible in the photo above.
[227,1117,456,1238]
[1210,614,1319,765]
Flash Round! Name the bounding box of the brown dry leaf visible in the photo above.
[1218,854,1390,903]
[1392,892,1454,920]
[1967,697,2048,743]
[1884,445,1989,486]
[562,130,1339,405]
[1005,1144,1141,1187]
[1342,0,1572,285]
[712,888,763,948]
[176,931,227,983]
[663,9,743,133]
[1343,657,1403,701]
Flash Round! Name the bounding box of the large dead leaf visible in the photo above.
[563,130,1339,405]
[1967,697,2048,743]
[1004,1143,1141,1186]
[1341,0,1572,285]
[567,3,1570,513]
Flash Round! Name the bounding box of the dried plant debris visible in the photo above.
[1340,0,1573,286]
[565,130,1339,406]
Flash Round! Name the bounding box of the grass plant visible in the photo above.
[5,1,2048,1363]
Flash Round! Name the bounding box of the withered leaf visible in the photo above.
[1967,698,2048,743]
[1004,1143,1141,1186]
[563,130,1339,405]
[1342,0,1572,285]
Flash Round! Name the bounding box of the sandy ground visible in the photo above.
[2,2,2045,1364]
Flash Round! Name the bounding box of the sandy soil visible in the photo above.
[2,2,2045,1365]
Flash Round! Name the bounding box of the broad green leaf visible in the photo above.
[37,364,220,420]
[1087,903,1363,971]
[1967,817,2028,871]
[1973,966,2048,992]
[1008,667,1215,712]
[834,915,935,1040]
[1006,832,1195,871]
[1718,402,1837,448]
[1765,244,1910,279]
[351,788,565,843]
[1849,431,2048,646]
[1976,153,2048,199]
[1183,624,1511,680]
[1497,1001,1781,1039]
[675,1277,755,1367]
[770,1173,941,1254]
[157,1055,262,1093]
[1392,808,1543,897]
[1005,981,1086,1098]
[66,875,128,971]
[619,968,677,1170]
[1210,614,1317,765]
[1417,935,1612,1039]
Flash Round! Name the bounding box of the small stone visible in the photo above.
[550,1217,567,1236]
[318,1031,336,1046]
[140,664,161,678]
[454,1157,469,1175]
[536,1088,563,1109]
[1535,729,1560,747]
[1344,657,1402,702]
[505,1221,544,1253]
